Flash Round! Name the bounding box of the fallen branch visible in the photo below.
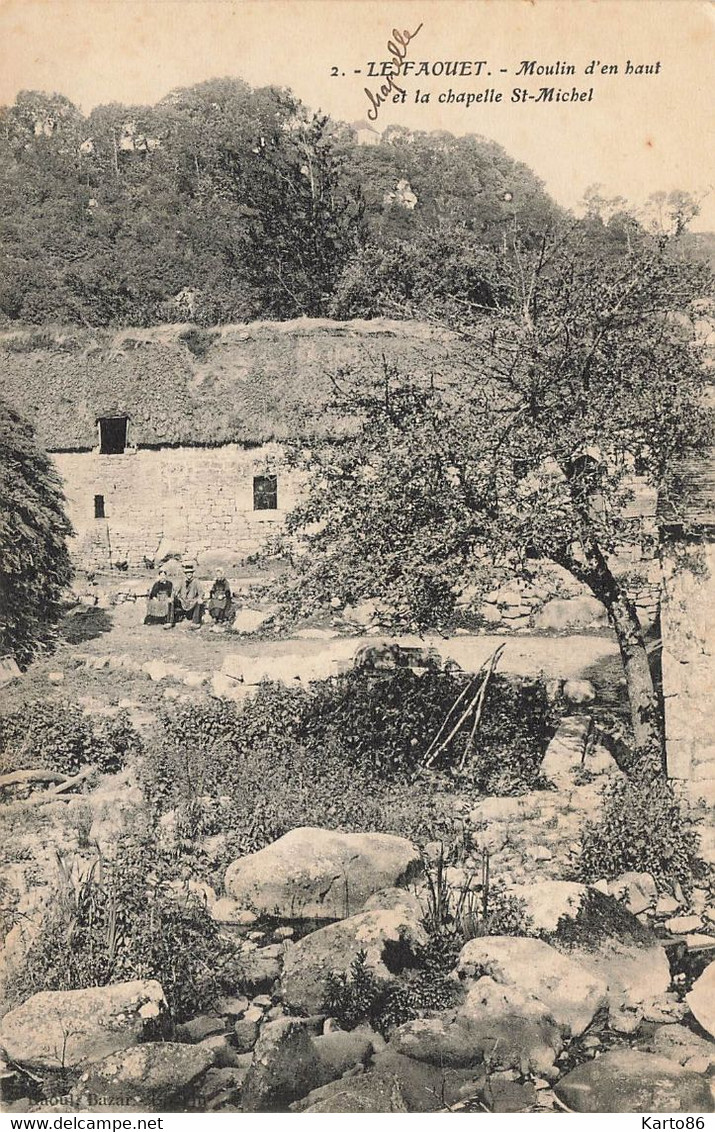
[424,679,486,769]
[3,767,94,810]
[424,643,506,770]
[53,767,93,794]
[0,769,68,791]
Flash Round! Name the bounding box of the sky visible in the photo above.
[0,0,713,228]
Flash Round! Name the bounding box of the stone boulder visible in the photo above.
[312,1030,375,1077]
[504,881,669,1018]
[79,1042,214,1105]
[456,936,608,1037]
[392,978,563,1077]
[687,961,715,1040]
[608,871,658,915]
[241,1018,330,1112]
[639,1024,715,1074]
[224,827,421,921]
[533,596,607,632]
[292,1049,480,1113]
[281,906,428,1014]
[362,887,423,916]
[572,940,672,1018]
[507,880,589,935]
[0,981,168,1072]
[509,877,655,942]
[562,678,597,705]
[555,1049,714,1113]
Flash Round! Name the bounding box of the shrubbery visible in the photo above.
[141,670,557,870]
[0,702,142,776]
[14,840,245,1022]
[145,668,556,801]
[323,942,463,1038]
[578,772,706,896]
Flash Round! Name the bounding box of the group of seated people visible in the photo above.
[144,561,233,629]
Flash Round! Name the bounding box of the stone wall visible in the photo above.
[660,540,715,804]
[53,443,301,570]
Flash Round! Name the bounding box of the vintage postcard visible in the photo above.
[0,0,713,1119]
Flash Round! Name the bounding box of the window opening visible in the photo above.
[253,474,278,510]
[94,494,105,519]
[99,416,128,454]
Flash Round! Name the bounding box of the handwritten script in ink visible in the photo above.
[364,22,424,121]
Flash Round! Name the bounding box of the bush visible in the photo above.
[578,773,706,896]
[141,670,557,875]
[0,701,141,776]
[301,667,558,791]
[14,840,245,1022]
[323,939,463,1038]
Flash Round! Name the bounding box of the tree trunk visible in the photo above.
[557,539,664,766]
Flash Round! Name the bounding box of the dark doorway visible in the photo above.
[99,416,128,454]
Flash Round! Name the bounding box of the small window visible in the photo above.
[253,474,278,511]
[99,416,128,455]
[94,494,105,519]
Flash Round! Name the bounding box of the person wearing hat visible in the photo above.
[168,561,203,628]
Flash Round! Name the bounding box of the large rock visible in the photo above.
[392,978,563,1077]
[505,881,669,1015]
[533,596,607,632]
[78,1042,214,1105]
[555,1049,714,1113]
[0,980,167,1072]
[241,1018,329,1112]
[687,961,715,1040]
[562,678,597,705]
[456,936,608,1037]
[312,1030,375,1077]
[507,880,589,935]
[224,827,421,921]
[639,1024,715,1074]
[572,939,672,1017]
[281,907,428,1014]
[292,1049,479,1113]
[608,871,658,915]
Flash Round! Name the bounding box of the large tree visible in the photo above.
[0,400,73,666]
[281,217,713,761]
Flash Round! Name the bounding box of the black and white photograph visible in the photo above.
[0,0,713,1118]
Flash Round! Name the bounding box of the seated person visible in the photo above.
[207,569,233,623]
[144,567,173,625]
[168,562,203,628]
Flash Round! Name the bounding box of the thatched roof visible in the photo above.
[0,319,467,450]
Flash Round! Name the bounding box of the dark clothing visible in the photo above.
[149,579,173,600]
[145,578,173,624]
[208,579,233,623]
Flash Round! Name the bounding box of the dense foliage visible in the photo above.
[0,700,142,775]
[14,840,245,1022]
[140,671,556,879]
[578,773,706,896]
[0,400,73,666]
[145,669,556,802]
[0,82,559,326]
